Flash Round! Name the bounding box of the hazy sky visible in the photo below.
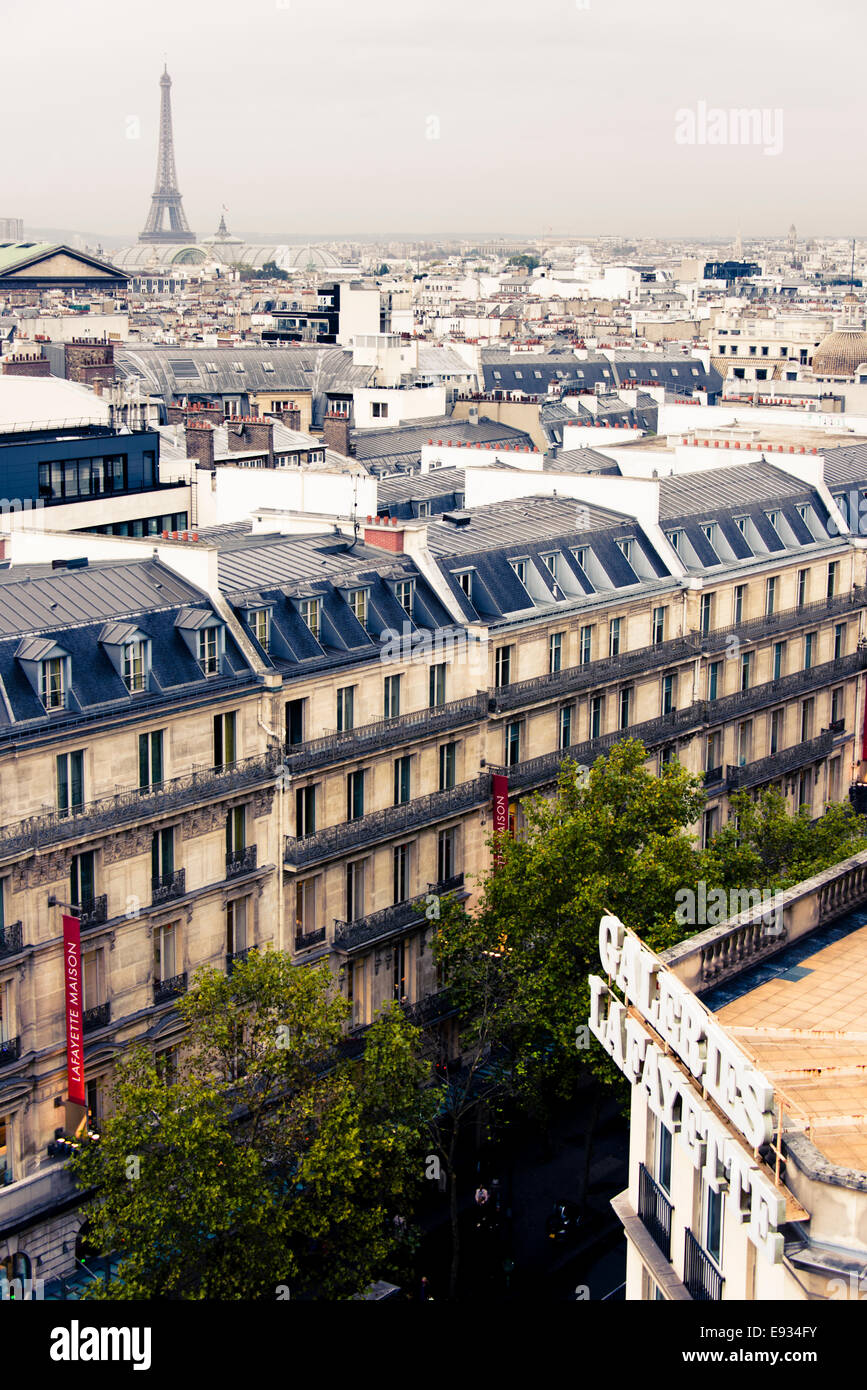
[5,0,866,241]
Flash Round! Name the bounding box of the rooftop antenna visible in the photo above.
[851,238,857,291]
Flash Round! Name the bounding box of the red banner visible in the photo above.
[492,774,509,868]
[62,914,85,1107]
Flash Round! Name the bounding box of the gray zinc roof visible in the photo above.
[0,559,204,636]
[658,462,810,521]
[425,495,634,556]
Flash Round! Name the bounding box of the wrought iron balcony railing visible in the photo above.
[82,1002,111,1033]
[638,1163,673,1261]
[151,868,186,906]
[726,729,838,792]
[226,845,258,878]
[703,766,723,786]
[76,896,108,932]
[704,651,866,727]
[0,1037,21,1068]
[294,926,327,952]
[0,921,23,959]
[284,692,488,772]
[684,1228,723,1301]
[487,588,867,715]
[334,874,465,953]
[226,947,250,976]
[402,988,456,1028]
[0,749,281,861]
[285,779,489,869]
[154,971,188,1005]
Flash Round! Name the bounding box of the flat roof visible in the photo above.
[713,917,867,1173]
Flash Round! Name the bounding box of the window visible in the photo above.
[702,806,719,847]
[296,785,316,837]
[549,632,563,674]
[151,827,174,883]
[733,585,745,626]
[580,625,592,664]
[619,687,632,730]
[573,547,588,570]
[295,878,319,939]
[226,805,246,855]
[249,609,270,652]
[666,530,682,553]
[700,593,713,635]
[153,922,177,985]
[299,598,320,640]
[505,721,521,767]
[393,755,411,805]
[703,522,717,547]
[384,673,401,719]
[737,721,752,767]
[800,698,814,742]
[82,950,103,1012]
[652,607,666,645]
[394,580,414,617]
[770,709,782,756]
[226,896,248,959]
[348,589,369,629]
[559,703,574,750]
[510,559,527,587]
[703,1179,724,1267]
[70,851,95,912]
[371,401,389,419]
[834,623,845,661]
[740,650,753,692]
[285,699,304,747]
[57,750,84,816]
[455,571,473,600]
[346,861,365,922]
[541,552,559,582]
[773,641,785,682]
[41,657,65,710]
[765,576,777,616]
[393,843,411,903]
[830,756,842,801]
[392,937,407,1003]
[417,501,430,519]
[804,632,815,671]
[155,1045,179,1084]
[827,561,838,599]
[336,686,355,732]
[616,538,633,563]
[429,663,446,708]
[214,712,236,771]
[123,641,147,692]
[437,827,456,884]
[439,741,457,790]
[656,1119,673,1194]
[797,568,808,609]
[705,730,721,773]
[831,686,843,725]
[589,695,603,740]
[609,617,621,658]
[346,769,365,821]
[661,674,675,715]
[198,627,220,676]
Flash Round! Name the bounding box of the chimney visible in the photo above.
[363,517,404,553]
[227,416,274,466]
[323,411,352,457]
[186,422,215,470]
[280,400,301,431]
[184,401,224,428]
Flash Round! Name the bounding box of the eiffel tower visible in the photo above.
[139,65,196,243]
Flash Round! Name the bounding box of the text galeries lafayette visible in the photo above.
[588,915,786,1264]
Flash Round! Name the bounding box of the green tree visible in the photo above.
[72,951,430,1299]
[506,253,541,272]
[700,786,867,891]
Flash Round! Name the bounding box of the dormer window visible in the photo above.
[510,559,527,586]
[541,552,559,581]
[393,580,414,617]
[123,641,148,692]
[666,530,681,553]
[299,597,320,640]
[247,608,271,651]
[198,627,220,676]
[454,570,474,599]
[348,588,369,629]
[41,656,66,710]
[417,500,430,519]
[616,538,633,563]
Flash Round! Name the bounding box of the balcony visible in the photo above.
[726,729,837,792]
[294,926,327,952]
[0,1036,20,1068]
[76,895,108,932]
[490,635,701,714]
[82,1002,111,1033]
[334,874,465,953]
[151,868,186,906]
[637,1163,673,1260]
[226,845,258,878]
[684,1228,723,1301]
[0,921,23,959]
[402,988,456,1028]
[226,947,250,976]
[284,692,488,772]
[0,749,281,862]
[704,650,866,727]
[698,585,867,653]
[285,779,489,869]
[703,766,723,787]
[153,971,188,1005]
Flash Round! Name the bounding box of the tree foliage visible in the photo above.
[72,952,431,1299]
